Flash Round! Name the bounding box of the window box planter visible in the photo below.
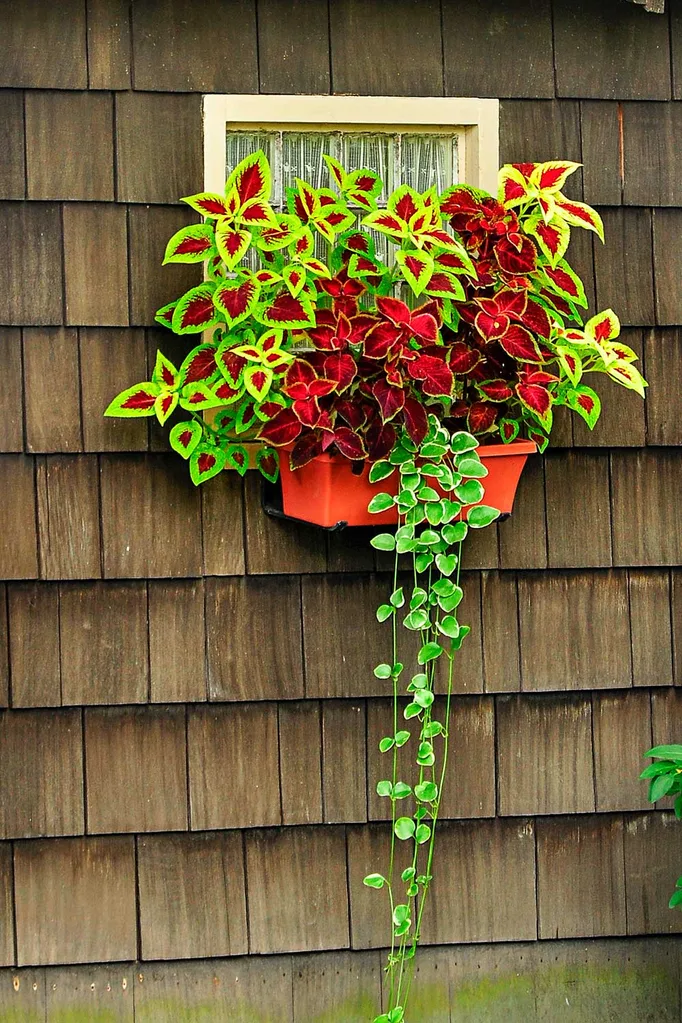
[277,438,536,528]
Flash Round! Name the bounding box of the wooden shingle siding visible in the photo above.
[0,0,679,1003]
[553,0,672,99]
[25,92,114,202]
[0,329,24,452]
[331,0,444,97]
[14,836,137,966]
[115,92,202,204]
[137,831,248,960]
[443,1,555,99]
[0,91,26,200]
[131,0,259,93]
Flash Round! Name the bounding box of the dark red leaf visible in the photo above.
[334,426,367,460]
[516,382,552,417]
[373,378,405,422]
[409,354,454,397]
[258,408,302,446]
[495,236,536,275]
[448,342,482,374]
[478,379,514,402]
[498,324,542,363]
[468,401,498,433]
[290,433,324,468]
[402,397,428,445]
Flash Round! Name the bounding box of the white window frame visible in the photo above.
[203,94,499,197]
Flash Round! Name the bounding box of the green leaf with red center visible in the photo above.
[499,418,520,443]
[289,228,315,261]
[435,248,476,277]
[152,351,179,390]
[179,383,224,411]
[189,443,226,486]
[169,420,202,459]
[212,379,244,404]
[606,360,647,398]
[323,154,346,190]
[554,195,604,242]
[213,277,260,327]
[257,291,315,329]
[154,390,178,425]
[388,184,422,222]
[541,259,587,308]
[498,166,529,208]
[104,382,161,418]
[257,213,304,252]
[340,230,376,258]
[216,342,246,387]
[531,161,581,194]
[238,198,278,228]
[254,393,287,422]
[556,346,583,385]
[225,444,249,477]
[344,169,382,210]
[516,382,553,424]
[225,149,272,206]
[257,407,302,447]
[424,271,465,301]
[215,223,252,269]
[180,192,231,218]
[361,209,407,240]
[586,309,620,345]
[478,379,515,402]
[163,223,217,265]
[314,205,355,243]
[293,178,321,221]
[566,384,602,429]
[499,324,544,363]
[467,401,498,434]
[155,300,177,329]
[172,283,219,334]
[253,268,282,287]
[348,253,387,279]
[282,264,307,298]
[395,249,434,296]
[525,215,570,267]
[179,344,218,386]
[243,364,273,402]
[303,257,331,279]
[256,446,279,483]
[526,427,549,453]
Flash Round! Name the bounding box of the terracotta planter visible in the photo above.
[278,439,537,528]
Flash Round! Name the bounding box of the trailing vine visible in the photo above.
[364,416,500,1023]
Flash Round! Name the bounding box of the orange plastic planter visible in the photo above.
[278,439,537,528]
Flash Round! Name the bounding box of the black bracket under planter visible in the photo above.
[261,477,349,531]
[261,478,511,531]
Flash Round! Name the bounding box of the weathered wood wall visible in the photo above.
[0,0,680,1018]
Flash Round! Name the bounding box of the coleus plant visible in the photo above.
[105,151,645,483]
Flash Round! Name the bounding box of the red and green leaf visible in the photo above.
[179,383,223,411]
[243,364,273,402]
[104,382,160,418]
[498,166,529,208]
[477,379,514,402]
[163,223,217,264]
[525,215,570,267]
[224,150,272,206]
[179,344,217,385]
[554,195,604,242]
[180,192,230,218]
[530,161,581,194]
[586,309,620,345]
[154,390,178,425]
[189,443,226,486]
[499,418,520,443]
[169,420,202,459]
[606,360,647,398]
[395,249,434,296]
[172,283,219,334]
[152,351,179,389]
[257,291,316,329]
[215,223,252,269]
[541,259,587,308]
[424,271,465,300]
[225,444,249,476]
[282,263,307,298]
[257,213,304,252]
[257,407,302,447]
[213,277,260,327]
[566,384,602,429]
[468,401,498,434]
[256,446,279,483]
[154,300,177,329]
[498,324,544,363]
[361,209,407,240]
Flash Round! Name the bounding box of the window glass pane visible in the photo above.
[281,132,339,199]
[400,133,458,194]
[225,131,278,191]
[341,133,394,202]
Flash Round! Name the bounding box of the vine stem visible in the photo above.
[386,522,402,1007]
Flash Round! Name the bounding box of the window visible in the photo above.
[203,95,500,198]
